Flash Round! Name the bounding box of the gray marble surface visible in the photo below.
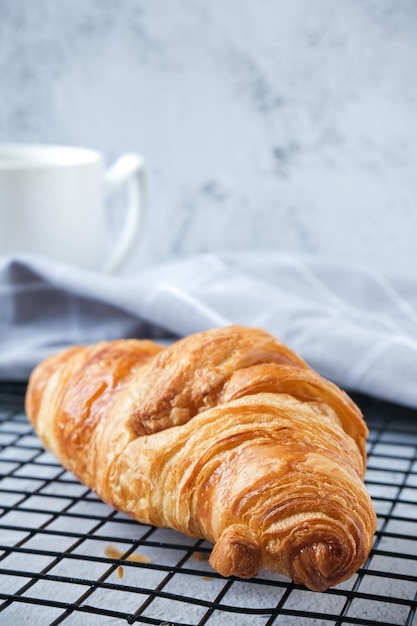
[1,0,416,276]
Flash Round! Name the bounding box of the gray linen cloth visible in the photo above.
[1,251,416,409]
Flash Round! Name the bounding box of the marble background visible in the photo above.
[0,0,416,276]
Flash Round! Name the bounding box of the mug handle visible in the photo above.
[102,153,146,273]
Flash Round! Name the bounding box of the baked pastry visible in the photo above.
[25,325,376,591]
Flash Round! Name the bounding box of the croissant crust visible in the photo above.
[25,325,376,591]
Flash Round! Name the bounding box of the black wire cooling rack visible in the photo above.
[0,381,416,626]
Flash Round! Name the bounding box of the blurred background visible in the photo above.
[1,0,416,276]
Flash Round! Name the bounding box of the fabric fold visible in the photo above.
[1,251,416,409]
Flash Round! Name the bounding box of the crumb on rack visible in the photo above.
[105,543,151,564]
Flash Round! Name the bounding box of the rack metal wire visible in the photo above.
[0,382,416,625]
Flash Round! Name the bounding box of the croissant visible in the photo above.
[25,325,376,592]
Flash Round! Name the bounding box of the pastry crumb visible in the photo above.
[105,543,151,564]
[104,544,121,559]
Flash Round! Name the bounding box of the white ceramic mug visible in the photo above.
[0,144,146,273]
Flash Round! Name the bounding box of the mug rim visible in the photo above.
[0,143,102,169]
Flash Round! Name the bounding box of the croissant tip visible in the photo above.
[209,525,262,579]
[292,541,347,592]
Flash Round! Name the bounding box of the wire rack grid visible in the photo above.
[0,382,416,626]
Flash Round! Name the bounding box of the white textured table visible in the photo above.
[0,1,416,277]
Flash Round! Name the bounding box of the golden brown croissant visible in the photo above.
[25,325,376,592]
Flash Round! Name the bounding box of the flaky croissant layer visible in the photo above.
[25,325,376,591]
